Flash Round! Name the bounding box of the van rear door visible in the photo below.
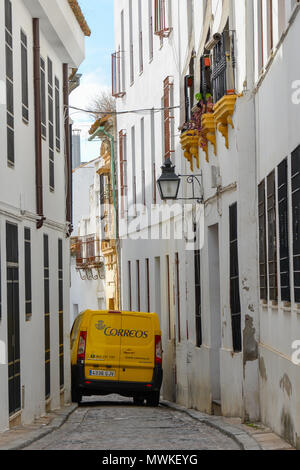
[119,312,155,383]
[84,311,121,381]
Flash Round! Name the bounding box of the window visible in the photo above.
[258,180,268,300]
[146,258,150,313]
[151,109,157,204]
[6,222,21,415]
[292,145,300,303]
[128,261,132,310]
[166,255,171,340]
[163,77,174,160]
[119,130,127,218]
[138,0,143,73]
[175,253,181,343]
[21,30,29,122]
[112,49,126,98]
[154,0,172,37]
[229,203,242,353]
[129,0,134,85]
[43,234,50,399]
[278,158,290,302]
[267,170,278,301]
[141,118,146,206]
[148,0,154,61]
[200,53,212,103]
[99,172,105,219]
[48,58,54,191]
[258,0,264,71]
[58,239,64,388]
[131,126,137,210]
[40,57,46,139]
[120,10,125,92]
[5,0,14,166]
[211,25,235,103]
[24,228,32,320]
[194,249,202,347]
[55,77,60,151]
[136,260,141,311]
[267,0,273,56]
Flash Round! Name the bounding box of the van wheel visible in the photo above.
[146,391,160,407]
[71,387,82,404]
[133,397,144,406]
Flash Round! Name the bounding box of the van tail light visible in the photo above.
[155,335,162,365]
[77,331,87,361]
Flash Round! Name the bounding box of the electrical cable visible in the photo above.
[68,104,182,116]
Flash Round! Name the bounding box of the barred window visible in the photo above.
[292,145,300,303]
[267,170,278,301]
[278,158,290,302]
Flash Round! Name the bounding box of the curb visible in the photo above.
[0,403,78,451]
[160,400,262,451]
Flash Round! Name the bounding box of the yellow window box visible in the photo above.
[180,130,201,171]
[214,94,237,149]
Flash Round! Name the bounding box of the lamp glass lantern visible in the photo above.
[157,158,181,201]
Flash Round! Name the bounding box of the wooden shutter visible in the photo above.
[229,203,242,352]
[194,249,202,347]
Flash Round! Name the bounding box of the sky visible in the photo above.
[69,0,115,162]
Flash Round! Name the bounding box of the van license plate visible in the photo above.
[89,370,115,377]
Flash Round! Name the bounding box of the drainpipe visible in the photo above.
[33,18,45,229]
[63,63,72,237]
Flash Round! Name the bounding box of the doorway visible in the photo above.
[6,222,21,416]
[208,224,221,403]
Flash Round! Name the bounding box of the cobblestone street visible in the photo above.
[24,396,240,451]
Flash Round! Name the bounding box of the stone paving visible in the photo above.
[0,395,295,451]
[24,395,240,451]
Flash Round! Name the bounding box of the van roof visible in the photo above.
[81,310,157,317]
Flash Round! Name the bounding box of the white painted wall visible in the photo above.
[0,0,85,431]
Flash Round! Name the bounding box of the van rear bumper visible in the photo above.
[72,364,163,397]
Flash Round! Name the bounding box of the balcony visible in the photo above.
[71,235,104,280]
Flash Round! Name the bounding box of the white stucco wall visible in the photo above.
[0,0,85,431]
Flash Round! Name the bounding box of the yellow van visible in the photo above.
[70,310,163,406]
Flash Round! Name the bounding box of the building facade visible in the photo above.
[70,115,120,327]
[113,0,300,447]
[0,0,88,431]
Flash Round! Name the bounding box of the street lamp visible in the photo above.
[157,158,181,201]
[157,158,203,203]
